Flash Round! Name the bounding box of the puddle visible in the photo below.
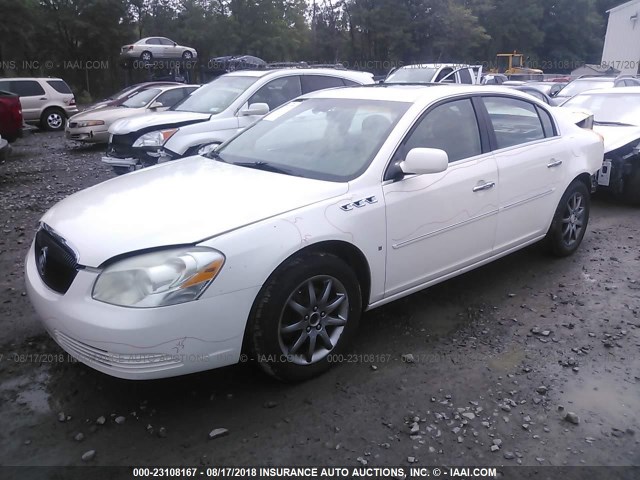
[561,369,640,429]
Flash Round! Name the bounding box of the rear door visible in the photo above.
[479,95,569,252]
[7,80,47,121]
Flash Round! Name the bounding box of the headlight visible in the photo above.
[75,120,105,128]
[92,247,225,308]
[133,129,178,148]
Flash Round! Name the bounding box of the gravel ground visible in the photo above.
[0,132,639,477]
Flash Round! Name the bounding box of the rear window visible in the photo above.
[47,80,72,94]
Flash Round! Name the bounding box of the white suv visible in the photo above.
[103,68,374,174]
[0,77,78,131]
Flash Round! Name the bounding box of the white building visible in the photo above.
[602,0,640,75]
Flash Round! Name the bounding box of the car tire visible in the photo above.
[544,180,590,257]
[140,51,152,62]
[40,108,65,131]
[622,165,640,205]
[247,252,362,382]
[182,51,193,60]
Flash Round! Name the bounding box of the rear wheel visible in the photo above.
[41,108,65,131]
[544,180,590,257]
[247,252,362,382]
[140,51,152,62]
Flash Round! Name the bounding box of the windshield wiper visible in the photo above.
[206,150,227,162]
[594,120,635,127]
[233,161,292,175]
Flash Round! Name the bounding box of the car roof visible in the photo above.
[0,77,65,82]
[397,64,468,69]
[303,84,547,105]
[574,86,640,95]
[223,68,374,82]
[573,77,616,82]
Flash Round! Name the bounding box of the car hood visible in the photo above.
[109,110,211,134]
[40,157,348,267]
[70,106,146,123]
[593,125,640,153]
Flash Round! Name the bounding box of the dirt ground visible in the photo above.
[0,132,639,478]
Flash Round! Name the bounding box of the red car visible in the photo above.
[0,89,23,142]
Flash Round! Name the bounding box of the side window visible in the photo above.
[343,79,360,87]
[435,68,454,83]
[0,80,10,92]
[458,69,473,84]
[47,80,72,94]
[248,76,302,111]
[536,106,557,137]
[301,75,345,94]
[483,96,545,149]
[146,38,161,45]
[10,80,45,97]
[160,38,174,46]
[154,89,186,107]
[403,99,482,163]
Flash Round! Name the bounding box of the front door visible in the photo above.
[383,97,499,297]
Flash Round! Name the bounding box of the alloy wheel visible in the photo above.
[278,275,349,365]
[561,191,585,247]
[47,113,63,130]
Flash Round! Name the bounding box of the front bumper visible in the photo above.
[25,242,258,380]
[65,126,109,143]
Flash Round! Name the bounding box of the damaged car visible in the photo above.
[26,86,602,381]
[562,87,640,204]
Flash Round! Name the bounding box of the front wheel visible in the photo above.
[544,180,590,257]
[622,165,640,205]
[182,51,193,60]
[247,252,362,382]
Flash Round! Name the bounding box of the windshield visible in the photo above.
[557,79,614,98]
[562,93,640,125]
[173,75,259,114]
[386,67,439,84]
[216,98,410,182]
[121,88,160,108]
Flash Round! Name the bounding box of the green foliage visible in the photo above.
[0,0,618,96]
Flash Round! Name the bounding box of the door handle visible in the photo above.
[547,159,563,168]
[473,181,496,192]
[39,97,47,100]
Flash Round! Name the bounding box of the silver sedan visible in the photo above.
[120,37,198,62]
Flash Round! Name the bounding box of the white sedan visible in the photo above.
[25,86,603,381]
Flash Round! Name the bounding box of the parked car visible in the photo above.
[551,76,640,105]
[481,73,508,85]
[120,37,198,62]
[0,135,9,160]
[66,85,199,144]
[385,64,480,84]
[0,77,77,131]
[507,85,552,104]
[84,82,183,112]
[0,89,23,142]
[562,87,640,204]
[26,85,603,381]
[522,81,566,97]
[103,68,374,174]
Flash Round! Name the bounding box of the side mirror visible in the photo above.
[400,148,448,175]
[173,42,177,47]
[240,102,270,116]
[149,101,164,110]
